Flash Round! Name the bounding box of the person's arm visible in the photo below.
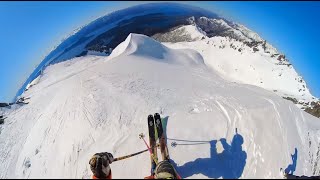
[220,138,231,151]
[89,152,114,179]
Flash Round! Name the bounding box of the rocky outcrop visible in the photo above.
[282,97,320,118]
[0,115,6,125]
[283,97,299,104]
[0,103,9,108]
[305,101,320,118]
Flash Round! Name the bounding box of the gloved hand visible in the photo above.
[89,152,114,178]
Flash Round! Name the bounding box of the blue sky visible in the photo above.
[0,1,319,102]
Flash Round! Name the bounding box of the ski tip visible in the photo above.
[148,114,153,118]
[154,113,160,117]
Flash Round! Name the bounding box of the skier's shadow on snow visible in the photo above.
[170,129,247,179]
[284,148,298,175]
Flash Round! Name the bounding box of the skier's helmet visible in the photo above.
[154,160,177,179]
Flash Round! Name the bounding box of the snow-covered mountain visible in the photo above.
[14,3,319,118]
[152,18,318,114]
[1,33,320,179]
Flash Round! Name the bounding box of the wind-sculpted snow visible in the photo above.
[1,34,320,178]
[110,33,205,67]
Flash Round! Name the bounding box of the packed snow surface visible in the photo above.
[1,34,320,179]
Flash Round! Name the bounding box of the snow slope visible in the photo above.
[159,24,316,105]
[1,34,320,179]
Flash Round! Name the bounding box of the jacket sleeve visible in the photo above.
[144,175,155,179]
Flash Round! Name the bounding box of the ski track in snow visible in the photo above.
[234,108,241,130]
[263,98,283,131]
[215,100,232,138]
[0,33,320,179]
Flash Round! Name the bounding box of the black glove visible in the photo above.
[89,152,114,178]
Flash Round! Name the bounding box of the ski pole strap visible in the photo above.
[139,134,153,154]
[113,149,149,162]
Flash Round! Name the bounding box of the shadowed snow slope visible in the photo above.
[0,34,320,179]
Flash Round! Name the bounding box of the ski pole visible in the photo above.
[113,143,160,162]
[139,133,153,154]
[139,133,159,165]
[114,149,149,162]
